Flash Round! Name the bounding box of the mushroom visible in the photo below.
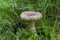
[20,11,42,35]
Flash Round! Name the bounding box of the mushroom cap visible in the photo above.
[20,11,42,20]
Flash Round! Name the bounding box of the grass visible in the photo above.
[0,0,60,40]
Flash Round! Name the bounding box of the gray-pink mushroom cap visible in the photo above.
[20,11,42,20]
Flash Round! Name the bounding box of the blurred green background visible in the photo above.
[0,0,60,40]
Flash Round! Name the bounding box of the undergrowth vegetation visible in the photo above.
[0,0,60,40]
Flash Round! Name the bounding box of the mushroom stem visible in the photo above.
[28,20,37,35]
